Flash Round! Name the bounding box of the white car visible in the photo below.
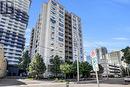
[124,76,130,82]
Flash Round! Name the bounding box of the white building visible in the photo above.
[94,47,125,77]
[30,0,83,77]
[106,51,124,66]
[95,47,108,76]
[0,0,31,65]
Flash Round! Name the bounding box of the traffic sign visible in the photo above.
[90,50,100,87]
[90,50,99,71]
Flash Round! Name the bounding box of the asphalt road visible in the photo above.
[0,78,130,87]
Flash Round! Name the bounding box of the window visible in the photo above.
[51,32,54,40]
[51,49,54,51]
[59,10,63,14]
[51,7,56,11]
[51,26,55,30]
[73,26,76,29]
[59,23,64,27]
[59,37,63,42]
[59,27,63,32]
[59,18,63,23]
[51,43,54,46]
[51,11,56,15]
[51,0,57,6]
[50,18,56,24]
[59,6,64,10]
[59,43,63,47]
[59,32,64,37]
[59,14,64,18]
[51,16,55,19]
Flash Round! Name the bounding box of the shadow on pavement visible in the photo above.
[78,78,130,85]
[0,78,26,86]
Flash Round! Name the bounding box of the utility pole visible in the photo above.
[127,67,129,76]
[77,55,79,83]
[96,71,100,87]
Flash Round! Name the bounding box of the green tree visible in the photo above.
[50,55,62,77]
[71,61,78,77]
[121,47,130,64]
[19,50,30,71]
[98,64,104,74]
[121,65,127,77]
[80,62,93,78]
[60,63,73,79]
[121,47,130,76]
[29,53,46,79]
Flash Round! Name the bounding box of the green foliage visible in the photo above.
[71,61,78,76]
[121,66,127,77]
[18,50,30,71]
[50,55,62,77]
[80,62,93,77]
[69,61,93,78]
[122,47,130,64]
[97,64,104,74]
[60,63,73,78]
[29,53,46,79]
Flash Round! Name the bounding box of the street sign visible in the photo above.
[90,50,99,71]
[90,50,100,87]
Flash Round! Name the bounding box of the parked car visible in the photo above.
[124,76,130,82]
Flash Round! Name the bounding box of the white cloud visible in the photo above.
[112,37,129,41]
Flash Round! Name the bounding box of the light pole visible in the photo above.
[77,55,79,83]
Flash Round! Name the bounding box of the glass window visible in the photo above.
[59,32,64,37]
[51,7,56,11]
[59,27,63,32]
[59,6,64,10]
[51,0,57,6]
[59,18,63,23]
[50,18,56,24]
[58,37,63,42]
[59,14,64,18]
[59,10,63,14]
[51,11,56,15]
[51,26,55,30]
[59,23,64,27]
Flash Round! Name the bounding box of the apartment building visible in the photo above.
[30,0,83,77]
[0,0,31,65]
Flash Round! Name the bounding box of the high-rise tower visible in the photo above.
[0,0,31,65]
[30,0,83,77]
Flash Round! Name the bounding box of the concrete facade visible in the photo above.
[30,0,83,77]
[0,0,31,65]
[93,47,125,77]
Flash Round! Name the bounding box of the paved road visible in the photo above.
[0,78,130,87]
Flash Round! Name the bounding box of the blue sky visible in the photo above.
[26,0,130,54]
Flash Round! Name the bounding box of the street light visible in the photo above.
[77,55,79,83]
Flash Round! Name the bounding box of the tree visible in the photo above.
[121,47,130,76]
[121,47,130,64]
[29,53,46,79]
[60,63,73,79]
[98,64,104,74]
[50,55,62,77]
[121,65,127,77]
[19,50,30,71]
[71,61,78,77]
[80,62,93,78]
